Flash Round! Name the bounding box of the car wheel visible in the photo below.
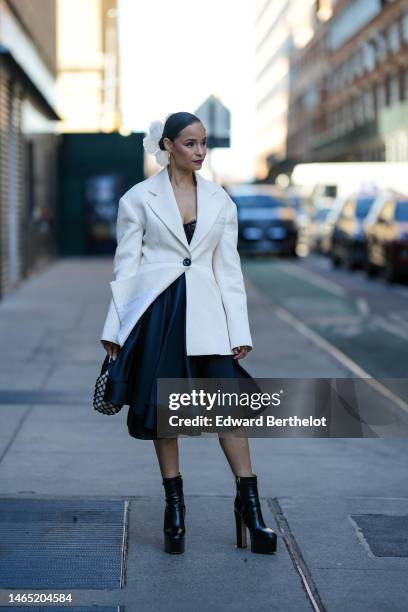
[364,254,377,277]
[384,257,398,284]
[331,254,341,268]
[345,250,356,271]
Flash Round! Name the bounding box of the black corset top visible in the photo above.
[183,219,196,244]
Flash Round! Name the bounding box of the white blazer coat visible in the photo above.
[100,166,253,355]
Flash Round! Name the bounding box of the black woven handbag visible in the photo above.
[93,355,123,415]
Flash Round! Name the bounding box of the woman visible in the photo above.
[100,112,277,555]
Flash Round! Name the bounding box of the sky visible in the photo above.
[118,0,257,182]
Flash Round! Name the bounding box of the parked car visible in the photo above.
[285,190,312,230]
[308,207,332,253]
[285,191,313,255]
[227,185,298,256]
[330,193,376,269]
[319,197,346,256]
[364,191,408,282]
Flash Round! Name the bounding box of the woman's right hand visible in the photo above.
[101,340,120,360]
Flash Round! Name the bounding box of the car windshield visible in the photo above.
[230,194,290,221]
[231,195,289,208]
[327,201,344,222]
[395,200,408,221]
[356,197,375,219]
[314,208,331,221]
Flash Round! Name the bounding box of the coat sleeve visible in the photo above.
[100,194,144,344]
[212,190,253,350]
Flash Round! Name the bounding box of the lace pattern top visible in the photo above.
[183,219,197,244]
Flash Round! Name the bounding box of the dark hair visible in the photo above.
[159,112,202,150]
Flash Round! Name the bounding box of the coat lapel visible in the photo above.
[145,167,222,251]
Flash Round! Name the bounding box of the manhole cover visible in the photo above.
[351,513,408,557]
[0,499,128,589]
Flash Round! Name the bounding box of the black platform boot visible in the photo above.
[234,474,277,554]
[162,473,186,554]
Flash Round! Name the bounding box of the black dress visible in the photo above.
[103,219,258,440]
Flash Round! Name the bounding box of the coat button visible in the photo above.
[183,258,191,267]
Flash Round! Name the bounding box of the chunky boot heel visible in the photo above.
[162,473,186,554]
[234,474,277,555]
[164,531,184,554]
[234,508,247,548]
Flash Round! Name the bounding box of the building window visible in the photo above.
[303,87,320,111]
[359,48,365,77]
[362,42,376,72]
[404,68,408,100]
[352,97,361,125]
[345,102,354,131]
[402,12,408,44]
[376,81,386,110]
[388,74,400,106]
[387,22,400,53]
[346,59,354,84]
[364,89,375,121]
[374,32,387,63]
[351,56,358,80]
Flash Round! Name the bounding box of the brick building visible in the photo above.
[287,0,408,163]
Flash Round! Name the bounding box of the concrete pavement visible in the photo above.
[0,256,407,611]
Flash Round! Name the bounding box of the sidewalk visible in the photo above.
[0,256,407,611]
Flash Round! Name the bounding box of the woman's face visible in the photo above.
[165,121,207,171]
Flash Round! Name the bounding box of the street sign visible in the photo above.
[195,95,230,148]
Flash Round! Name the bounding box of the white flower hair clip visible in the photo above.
[143,114,172,167]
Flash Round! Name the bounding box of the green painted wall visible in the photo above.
[57,132,144,255]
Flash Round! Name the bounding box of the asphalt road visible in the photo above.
[244,253,408,380]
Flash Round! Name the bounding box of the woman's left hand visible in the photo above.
[232,345,252,360]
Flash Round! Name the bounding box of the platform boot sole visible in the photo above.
[234,509,277,554]
[164,532,185,554]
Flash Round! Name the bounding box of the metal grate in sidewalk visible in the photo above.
[0,608,121,611]
[0,499,128,589]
